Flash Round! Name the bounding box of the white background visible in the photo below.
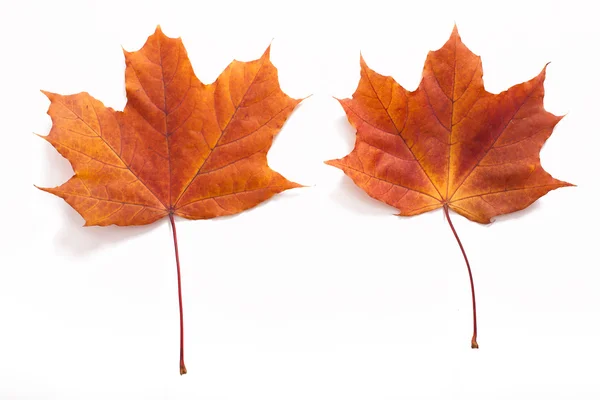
[1,0,598,398]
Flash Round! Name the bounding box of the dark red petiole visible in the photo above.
[169,213,187,374]
[443,204,479,349]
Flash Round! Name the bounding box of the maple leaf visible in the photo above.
[37,27,303,374]
[326,26,572,348]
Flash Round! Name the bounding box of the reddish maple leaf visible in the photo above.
[37,27,303,374]
[326,26,572,348]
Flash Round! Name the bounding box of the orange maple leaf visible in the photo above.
[326,26,572,348]
[37,27,303,374]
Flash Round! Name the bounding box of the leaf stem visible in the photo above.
[443,204,479,349]
[169,213,187,374]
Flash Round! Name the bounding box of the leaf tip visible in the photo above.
[324,159,342,168]
[34,184,53,195]
[452,22,459,35]
[359,52,368,68]
[539,62,551,79]
[33,132,49,142]
[150,25,173,44]
[292,182,310,189]
[261,44,272,60]
[302,93,314,100]
[333,96,352,110]
[282,180,306,190]
[40,90,55,100]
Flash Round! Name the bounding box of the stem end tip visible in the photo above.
[180,361,187,375]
